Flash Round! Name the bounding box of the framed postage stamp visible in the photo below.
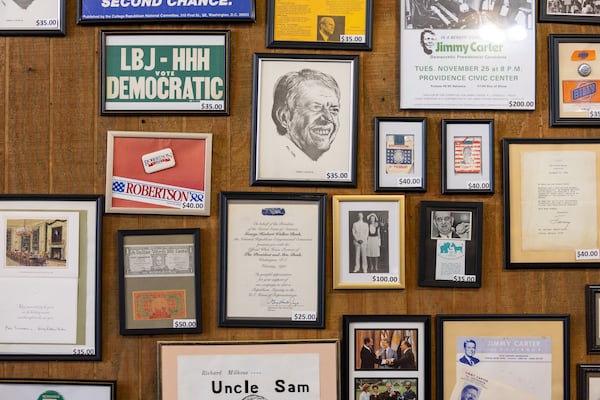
[118,228,201,335]
[218,192,327,328]
[158,340,338,400]
[106,130,212,216]
[332,195,406,289]
[342,315,431,400]
[100,30,230,115]
[587,285,600,353]
[503,138,600,268]
[437,314,569,400]
[0,0,65,36]
[578,364,600,400]
[266,0,373,50]
[374,117,427,192]
[0,379,116,399]
[441,119,494,194]
[418,201,483,288]
[0,194,102,360]
[540,0,600,24]
[251,53,358,187]
[549,34,600,126]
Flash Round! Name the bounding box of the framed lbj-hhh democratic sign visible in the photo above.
[0,0,65,36]
[100,30,230,115]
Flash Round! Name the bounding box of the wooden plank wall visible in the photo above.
[1,0,599,398]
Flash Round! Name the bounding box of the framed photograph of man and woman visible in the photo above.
[342,315,431,400]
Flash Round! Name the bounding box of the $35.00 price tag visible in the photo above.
[576,248,600,261]
[291,311,317,321]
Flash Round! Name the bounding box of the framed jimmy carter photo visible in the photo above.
[442,119,494,194]
[332,195,406,290]
[549,34,600,126]
[437,314,569,400]
[266,0,373,50]
[118,228,201,336]
[251,53,358,187]
[418,201,483,288]
[0,0,65,36]
[374,117,427,192]
[342,315,431,400]
[586,285,600,353]
[578,364,600,400]
[0,379,116,399]
[503,138,600,268]
[540,0,600,24]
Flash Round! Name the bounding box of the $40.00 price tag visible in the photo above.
[576,248,600,261]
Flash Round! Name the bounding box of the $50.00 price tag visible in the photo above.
[173,319,197,329]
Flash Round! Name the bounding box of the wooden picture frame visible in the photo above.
[218,192,327,328]
[250,53,358,187]
[578,364,600,400]
[0,0,65,36]
[540,0,600,24]
[418,201,483,288]
[437,314,569,400]
[0,378,116,399]
[374,117,427,192]
[587,285,600,353]
[332,195,406,290]
[118,228,201,336]
[342,315,431,400]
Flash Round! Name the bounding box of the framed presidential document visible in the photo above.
[503,138,600,268]
[437,315,569,400]
[418,201,483,288]
[374,117,427,192]
[118,228,201,336]
[218,192,327,328]
[106,130,212,216]
[441,119,494,194]
[250,53,358,187]
[0,379,116,399]
[586,285,600,353]
[549,34,600,126]
[342,315,431,400]
[158,340,338,400]
[266,0,373,50]
[0,194,102,361]
[0,0,65,36]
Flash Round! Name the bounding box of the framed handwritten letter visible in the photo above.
[503,138,600,268]
[218,192,326,328]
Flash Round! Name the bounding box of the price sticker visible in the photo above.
[326,171,349,180]
[508,100,535,108]
[372,275,399,283]
[452,274,477,282]
[340,34,365,43]
[72,347,96,356]
[173,319,198,329]
[291,311,317,321]
[198,101,225,111]
[576,248,600,260]
[467,181,490,190]
[36,19,59,27]
[397,177,422,187]
[589,109,600,118]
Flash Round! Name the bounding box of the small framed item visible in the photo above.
[118,228,201,335]
[586,285,600,353]
[251,53,358,187]
[540,0,600,25]
[578,364,600,400]
[549,34,600,126]
[437,314,569,400]
[100,30,230,115]
[158,340,338,400]
[418,201,483,288]
[441,119,494,194]
[503,138,600,268]
[106,130,212,216]
[374,117,427,192]
[0,194,102,360]
[342,315,431,400]
[266,0,373,50]
[332,195,406,289]
[0,0,65,36]
[218,192,326,328]
[0,379,116,399]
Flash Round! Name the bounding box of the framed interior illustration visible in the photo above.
[158,340,338,400]
[0,0,65,36]
[374,117,427,192]
[106,130,212,216]
[418,201,483,288]
[540,0,600,24]
[100,30,230,115]
[578,364,600,400]
[333,195,405,289]
[342,315,431,400]
[586,285,600,353]
[503,138,600,268]
[0,379,116,399]
[218,192,327,328]
[118,228,201,335]
[549,34,600,126]
[442,119,494,194]
[437,315,569,400]
[78,0,255,23]
[266,0,373,50]
[0,194,102,361]
[251,53,359,187]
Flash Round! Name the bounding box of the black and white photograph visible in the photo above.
[430,210,473,241]
[349,210,389,274]
[540,0,600,24]
[0,0,65,35]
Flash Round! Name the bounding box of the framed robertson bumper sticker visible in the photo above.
[399,0,536,110]
[100,30,230,115]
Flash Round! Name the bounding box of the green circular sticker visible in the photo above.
[37,390,64,400]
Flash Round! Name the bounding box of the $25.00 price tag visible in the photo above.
[291,311,317,321]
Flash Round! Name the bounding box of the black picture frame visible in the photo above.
[539,0,600,24]
[587,285,600,353]
[374,117,427,192]
[0,378,116,399]
[418,201,483,288]
[342,315,431,400]
[0,0,65,36]
[117,228,202,336]
[577,364,600,400]
[218,192,327,328]
[441,119,494,194]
